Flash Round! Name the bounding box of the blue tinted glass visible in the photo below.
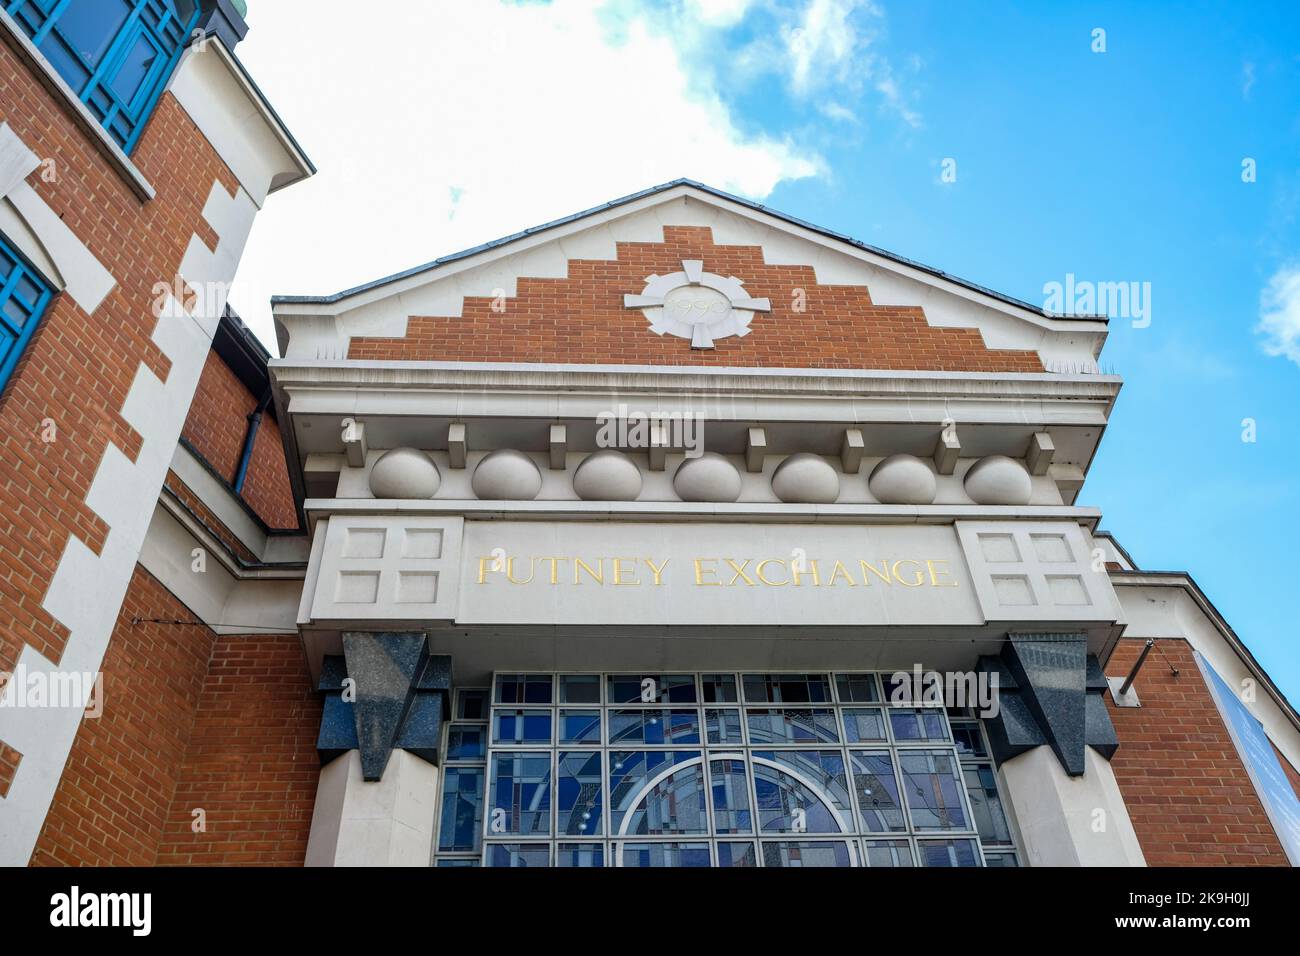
[620,842,710,867]
[708,759,752,834]
[559,709,601,744]
[557,751,603,837]
[489,754,551,835]
[609,709,700,745]
[843,708,887,742]
[55,0,132,67]
[899,750,968,830]
[743,673,832,704]
[849,751,906,832]
[835,674,880,703]
[609,751,706,836]
[705,708,743,745]
[745,707,839,744]
[486,844,550,867]
[107,31,160,108]
[716,841,757,867]
[701,674,738,703]
[864,839,914,866]
[761,840,853,867]
[495,674,552,704]
[918,839,981,867]
[437,767,484,853]
[446,724,486,761]
[492,709,552,745]
[889,707,949,742]
[556,843,604,867]
[607,674,696,704]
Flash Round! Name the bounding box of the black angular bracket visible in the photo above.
[315,632,452,781]
[978,633,1119,777]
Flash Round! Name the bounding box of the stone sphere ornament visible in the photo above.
[673,452,743,502]
[770,453,840,504]
[963,455,1032,505]
[472,449,543,500]
[572,450,643,501]
[868,454,938,505]
[367,447,441,499]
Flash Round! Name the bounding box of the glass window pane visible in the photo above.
[761,840,853,867]
[557,751,603,837]
[609,751,706,836]
[492,709,552,745]
[556,843,604,867]
[559,674,600,703]
[607,674,696,704]
[705,708,743,746]
[53,0,132,68]
[708,758,753,834]
[485,843,550,867]
[745,707,839,744]
[963,764,1013,845]
[620,841,710,867]
[899,750,969,830]
[717,841,757,867]
[495,674,552,704]
[701,673,738,703]
[918,838,982,867]
[489,753,552,836]
[34,35,90,92]
[436,858,478,867]
[558,709,601,745]
[437,767,484,853]
[889,707,950,742]
[446,724,486,761]
[849,750,907,832]
[843,708,887,743]
[743,673,832,704]
[752,751,850,834]
[456,689,488,720]
[835,673,880,703]
[864,839,914,866]
[951,722,987,757]
[609,708,700,745]
[107,31,161,108]
[983,851,1019,867]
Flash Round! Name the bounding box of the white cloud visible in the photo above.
[226,0,821,346]
[687,0,757,26]
[783,0,869,95]
[1257,263,1300,366]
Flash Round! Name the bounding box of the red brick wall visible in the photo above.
[348,225,1046,372]
[1105,638,1290,866]
[181,351,297,529]
[156,635,321,866]
[30,566,214,866]
[30,566,319,866]
[0,36,237,690]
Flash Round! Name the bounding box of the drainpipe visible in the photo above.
[233,389,272,494]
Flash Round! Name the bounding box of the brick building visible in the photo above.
[0,8,1296,867]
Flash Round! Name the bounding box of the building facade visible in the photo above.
[0,19,1296,866]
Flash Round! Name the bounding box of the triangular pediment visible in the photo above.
[274,180,1106,373]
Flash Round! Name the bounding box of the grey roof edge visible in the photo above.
[269,178,1107,323]
[1108,569,1300,740]
[214,38,317,184]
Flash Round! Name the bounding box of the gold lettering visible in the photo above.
[694,559,720,586]
[860,559,892,586]
[538,556,567,585]
[506,556,535,585]
[792,559,821,587]
[574,558,604,585]
[892,559,924,587]
[926,559,958,587]
[613,557,639,586]
[477,556,494,584]
[755,559,788,586]
[725,559,755,586]
[644,558,670,586]
[827,560,856,587]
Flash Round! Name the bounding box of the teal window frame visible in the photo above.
[3,0,202,153]
[0,233,55,394]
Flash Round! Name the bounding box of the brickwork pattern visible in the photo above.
[348,226,1047,372]
[1105,638,1290,866]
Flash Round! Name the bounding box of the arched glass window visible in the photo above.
[0,233,54,394]
[4,0,202,152]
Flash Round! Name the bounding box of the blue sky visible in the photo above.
[233,1,1300,700]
